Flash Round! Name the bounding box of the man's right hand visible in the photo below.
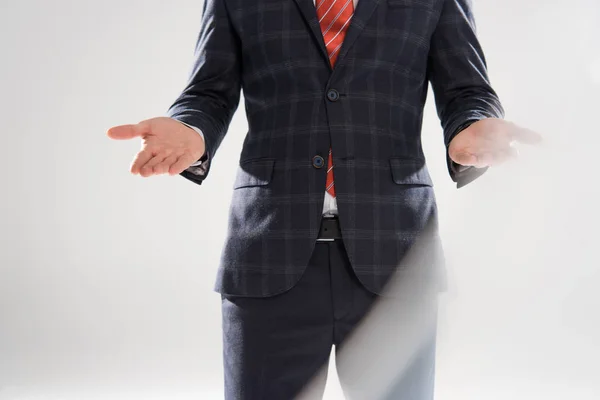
[107,117,206,177]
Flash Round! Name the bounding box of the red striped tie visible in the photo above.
[316,0,354,198]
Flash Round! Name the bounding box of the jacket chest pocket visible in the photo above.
[387,0,436,11]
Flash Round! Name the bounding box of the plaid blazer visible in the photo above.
[167,0,504,297]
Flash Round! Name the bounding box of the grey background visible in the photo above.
[1,0,599,398]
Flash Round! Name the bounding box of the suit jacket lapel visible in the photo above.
[335,0,382,67]
[292,0,382,71]
[292,0,332,68]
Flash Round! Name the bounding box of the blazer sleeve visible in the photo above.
[427,0,505,188]
[166,0,242,185]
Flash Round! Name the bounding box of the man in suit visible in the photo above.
[108,0,540,398]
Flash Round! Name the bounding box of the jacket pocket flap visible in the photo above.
[234,158,276,189]
[389,158,433,186]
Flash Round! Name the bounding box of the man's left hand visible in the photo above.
[449,118,542,168]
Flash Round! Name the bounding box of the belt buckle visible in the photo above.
[317,215,339,242]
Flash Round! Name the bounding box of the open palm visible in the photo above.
[107,117,205,177]
[449,118,542,168]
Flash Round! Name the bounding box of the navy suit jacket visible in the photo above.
[167,0,504,297]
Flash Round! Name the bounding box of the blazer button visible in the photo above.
[312,155,325,169]
[326,89,340,102]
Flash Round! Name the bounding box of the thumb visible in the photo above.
[512,126,543,145]
[450,150,478,167]
[106,122,147,140]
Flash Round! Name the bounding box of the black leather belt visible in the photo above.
[317,216,343,242]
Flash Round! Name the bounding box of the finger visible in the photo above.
[169,153,197,175]
[506,146,520,159]
[139,152,171,177]
[491,147,519,166]
[130,149,154,175]
[510,126,543,145]
[107,123,147,140]
[153,154,180,175]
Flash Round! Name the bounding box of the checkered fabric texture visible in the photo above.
[168,0,504,297]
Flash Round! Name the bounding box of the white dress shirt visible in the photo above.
[181,0,360,216]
